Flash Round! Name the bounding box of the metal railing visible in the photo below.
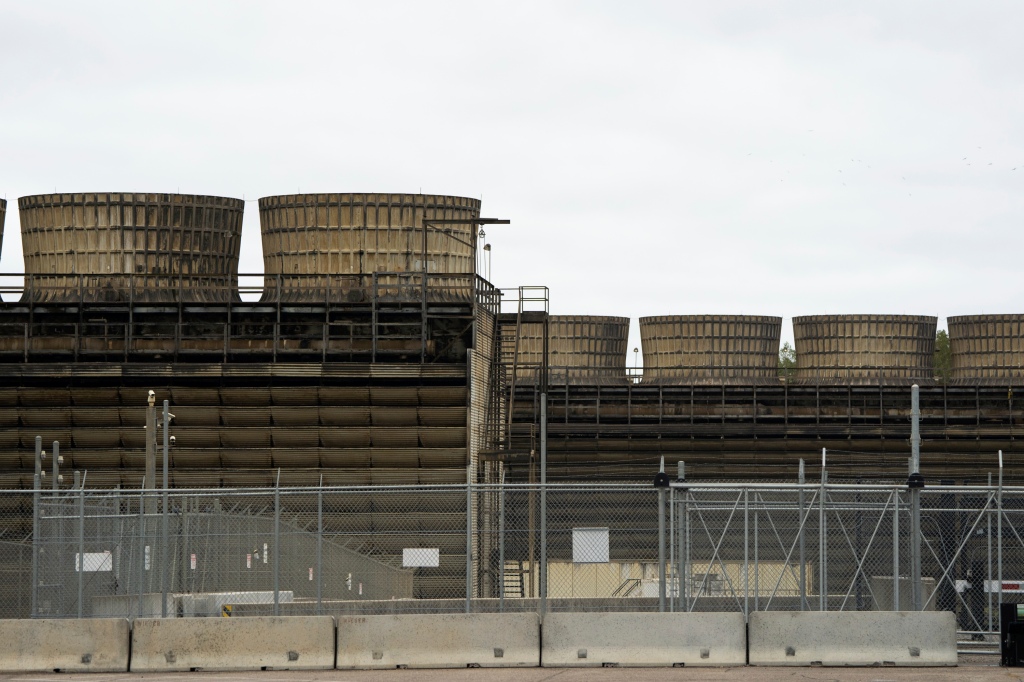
[0,272,489,304]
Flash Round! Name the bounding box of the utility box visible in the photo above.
[1001,603,1024,666]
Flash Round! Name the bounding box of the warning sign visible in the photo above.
[221,604,232,617]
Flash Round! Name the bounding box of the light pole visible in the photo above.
[419,217,510,281]
[477,229,486,275]
[145,391,156,512]
[417,215,509,602]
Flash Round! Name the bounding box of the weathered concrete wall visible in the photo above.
[0,618,129,672]
[130,616,335,672]
[748,611,957,666]
[541,612,746,667]
[337,613,539,668]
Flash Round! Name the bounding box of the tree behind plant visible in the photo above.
[934,330,951,384]
[779,342,796,381]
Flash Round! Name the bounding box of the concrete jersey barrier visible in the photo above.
[130,615,335,672]
[0,618,129,673]
[748,611,957,666]
[541,612,746,667]
[337,613,540,668]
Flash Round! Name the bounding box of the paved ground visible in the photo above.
[0,666,1020,682]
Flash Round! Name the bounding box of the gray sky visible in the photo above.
[2,1,1022,353]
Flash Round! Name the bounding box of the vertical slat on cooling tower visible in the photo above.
[948,314,1024,384]
[507,315,630,385]
[0,198,6,267]
[792,314,936,385]
[639,315,782,385]
[18,192,244,303]
[258,193,481,302]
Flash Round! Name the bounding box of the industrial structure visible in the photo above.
[257,193,481,303]
[0,191,1023,489]
[948,314,1024,384]
[510,315,629,385]
[0,193,497,494]
[638,315,782,385]
[0,188,1023,617]
[791,314,937,385]
[0,191,1019,485]
[18,193,244,303]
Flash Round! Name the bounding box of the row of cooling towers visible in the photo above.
[519,314,1024,386]
[0,193,1021,385]
[0,192,482,302]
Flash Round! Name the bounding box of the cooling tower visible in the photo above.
[509,315,630,385]
[639,315,782,385]
[259,193,481,302]
[19,193,244,303]
[948,315,1024,384]
[792,314,936,385]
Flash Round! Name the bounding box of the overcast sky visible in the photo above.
[2,1,1022,352]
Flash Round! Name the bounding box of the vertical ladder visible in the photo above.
[502,293,525,450]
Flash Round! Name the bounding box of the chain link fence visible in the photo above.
[1,478,1021,653]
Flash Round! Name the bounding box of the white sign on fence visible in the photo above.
[572,527,610,563]
[75,551,112,572]
[984,580,1024,593]
[403,548,440,567]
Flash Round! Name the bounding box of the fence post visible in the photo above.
[893,489,900,610]
[161,401,169,618]
[743,488,749,618]
[31,436,41,618]
[465,464,472,614]
[997,450,1003,610]
[539,393,547,618]
[987,471,993,632]
[677,461,687,612]
[798,459,806,611]
[52,440,60,491]
[499,469,506,613]
[668,487,674,612]
[77,482,85,619]
[137,483,145,620]
[317,476,323,616]
[753,495,759,613]
[819,449,826,611]
[909,384,923,611]
[658,475,666,613]
[274,470,281,617]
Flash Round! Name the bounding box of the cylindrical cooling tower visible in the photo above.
[19,193,243,303]
[509,315,630,385]
[259,193,481,302]
[639,315,782,385]
[792,315,936,385]
[948,315,1024,384]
